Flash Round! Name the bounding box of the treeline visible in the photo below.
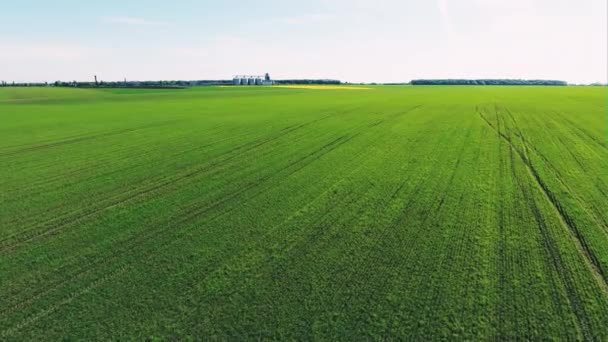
[411,79,568,86]
[0,80,234,88]
[275,79,341,85]
[0,81,49,87]
[0,79,342,88]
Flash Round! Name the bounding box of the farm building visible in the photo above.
[233,73,274,86]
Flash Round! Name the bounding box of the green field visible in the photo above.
[1,85,607,340]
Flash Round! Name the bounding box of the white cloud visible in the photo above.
[437,0,451,32]
[0,42,99,60]
[280,13,332,25]
[169,47,209,58]
[437,0,449,18]
[472,0,532,12]
[102,16,168,27]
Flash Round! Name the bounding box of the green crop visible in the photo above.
[1,85,606,340]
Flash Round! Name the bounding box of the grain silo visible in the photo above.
[233,73,273,86]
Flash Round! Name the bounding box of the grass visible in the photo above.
[0,85,607,340]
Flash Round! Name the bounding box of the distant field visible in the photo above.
[271,85,372,90]
[1,85,607,340]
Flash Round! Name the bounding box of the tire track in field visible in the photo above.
[495,104,587,336]
[0,105,367,249]
[479,106,605,340]
[0,131,252,230]
[195,159,383,334]
[425,121,484,325]
[528,132,608,235]
[392,125,476,333]
[0,136,172,208]
[1,130,186,203]
[163,106,420,276]
[501,107,608,290]
[321,113,459,337]
[480,106,608,291]
[2,129,219,193]
[482,107,581,326]
[0,121,179,157]
[172,108,427,323]
[507,141,587,337]
[493,106,509,337]
[2,135,249,246]
[0,112,343,253]
[0,104,414,334]
[0,104,408,335]
[554,111,607,152]
[164,132,360,235]
[173,132,387,330]
[490,109,608,238]
[0,105,366,288]
[0,124,365,332]
[0,132,356,337]
[485,109,553,337]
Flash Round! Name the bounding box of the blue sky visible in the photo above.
[1,0,606,83]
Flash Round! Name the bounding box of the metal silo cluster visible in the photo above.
[232,74,274,86]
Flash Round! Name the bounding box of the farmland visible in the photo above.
[0,85,607,339]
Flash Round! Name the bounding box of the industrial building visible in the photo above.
[233,73,274,86]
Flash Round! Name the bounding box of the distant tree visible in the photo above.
[411,79,567,86]
[275,79,341,85]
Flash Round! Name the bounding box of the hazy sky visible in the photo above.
[1,0,606,83]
